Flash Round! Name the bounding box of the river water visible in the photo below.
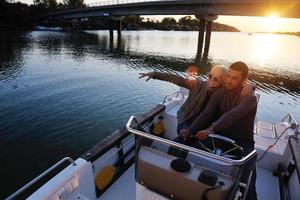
[1,30,300,198]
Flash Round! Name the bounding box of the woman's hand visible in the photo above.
[179,129,190,141]
[241,83,255,97]
[139,72,154,81]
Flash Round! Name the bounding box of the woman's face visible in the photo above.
[207,68,225,89]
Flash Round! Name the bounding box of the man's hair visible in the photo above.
[229,61,249,79]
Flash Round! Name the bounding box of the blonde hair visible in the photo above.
[211,65,228,76]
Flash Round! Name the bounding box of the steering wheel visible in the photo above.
[197,133,244,159]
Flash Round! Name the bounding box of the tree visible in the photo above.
[63,0,85,8]
[158,17,178,30]
[123,16,143,25]
[33,0,57,10]
[178,16,192,26]
[177,16,202,31]
[47,0,57,10]
[161,17,177,26]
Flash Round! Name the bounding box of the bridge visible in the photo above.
[46,0,300,63]
[50,0,300,19]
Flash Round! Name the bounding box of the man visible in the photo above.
[184,61,258,200]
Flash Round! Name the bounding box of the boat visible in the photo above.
[5,88,300,200]
[5,2,300,199]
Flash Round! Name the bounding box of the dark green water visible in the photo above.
[1,30,299,198]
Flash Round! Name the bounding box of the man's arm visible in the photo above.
[211,95,257,132]
[187,89,222,134]
[139,72,200,90]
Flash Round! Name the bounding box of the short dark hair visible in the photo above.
[229,61,249,79]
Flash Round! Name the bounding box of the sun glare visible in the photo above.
[251,34,279,66]
[261,13,282,32]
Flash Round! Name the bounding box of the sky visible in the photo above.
[15,0,300,32]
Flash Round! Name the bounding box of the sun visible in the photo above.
[261,13,282,32]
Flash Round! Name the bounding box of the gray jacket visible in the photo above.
[152,72,208,123]
[188,86,257,142]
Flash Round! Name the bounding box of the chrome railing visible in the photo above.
[87,0,163,7]
[126,116,257,166]
[162,91,184,104]
[282,113,298,124]
[6,157,77,200]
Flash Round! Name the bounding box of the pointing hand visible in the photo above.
[139,72,154,82]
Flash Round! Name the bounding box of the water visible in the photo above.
[0,30,299,198]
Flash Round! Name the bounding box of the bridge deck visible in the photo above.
[48,0,300,19]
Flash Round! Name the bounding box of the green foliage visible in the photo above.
[123,16,144,25]
[161,17,176,26]
[178,16,192,26]
[33,0,57,10]
[62,0,85,8]
[123,15,240,32]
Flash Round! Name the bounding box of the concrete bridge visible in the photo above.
[49,0,300,19]
[47,0,300,63]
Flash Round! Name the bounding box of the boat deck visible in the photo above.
[99,165,136,200]
[98,164,280,200]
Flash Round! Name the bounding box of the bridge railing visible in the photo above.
[87,0,162,7]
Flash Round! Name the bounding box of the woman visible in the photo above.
[139,65,252,138]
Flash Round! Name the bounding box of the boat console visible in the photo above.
[126,116,257,200]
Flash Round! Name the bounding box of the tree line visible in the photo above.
[122,16,240,32]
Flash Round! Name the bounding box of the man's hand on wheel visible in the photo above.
[139,72,154,81]
[195,130,209,140]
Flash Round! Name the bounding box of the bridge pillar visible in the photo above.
[117,20,122,39]
[109,28,114,38]
[195,14,218,64]
[109,19,114,41]
[195,18,206,63]
[203,21,212,60]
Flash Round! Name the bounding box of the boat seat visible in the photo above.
[186,152,240,177]
[136,146,235,200]
[255,121,276,139]
[151,140,170,153]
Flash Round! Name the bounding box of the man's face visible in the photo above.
[225,69,247,90]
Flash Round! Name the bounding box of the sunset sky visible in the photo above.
[16,0,300,32]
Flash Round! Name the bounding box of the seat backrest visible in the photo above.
[136,146,235,200]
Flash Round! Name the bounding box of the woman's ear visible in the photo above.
[242,76,248,85]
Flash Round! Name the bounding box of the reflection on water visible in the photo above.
[0,30,299,198]
[251,34,279,66]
